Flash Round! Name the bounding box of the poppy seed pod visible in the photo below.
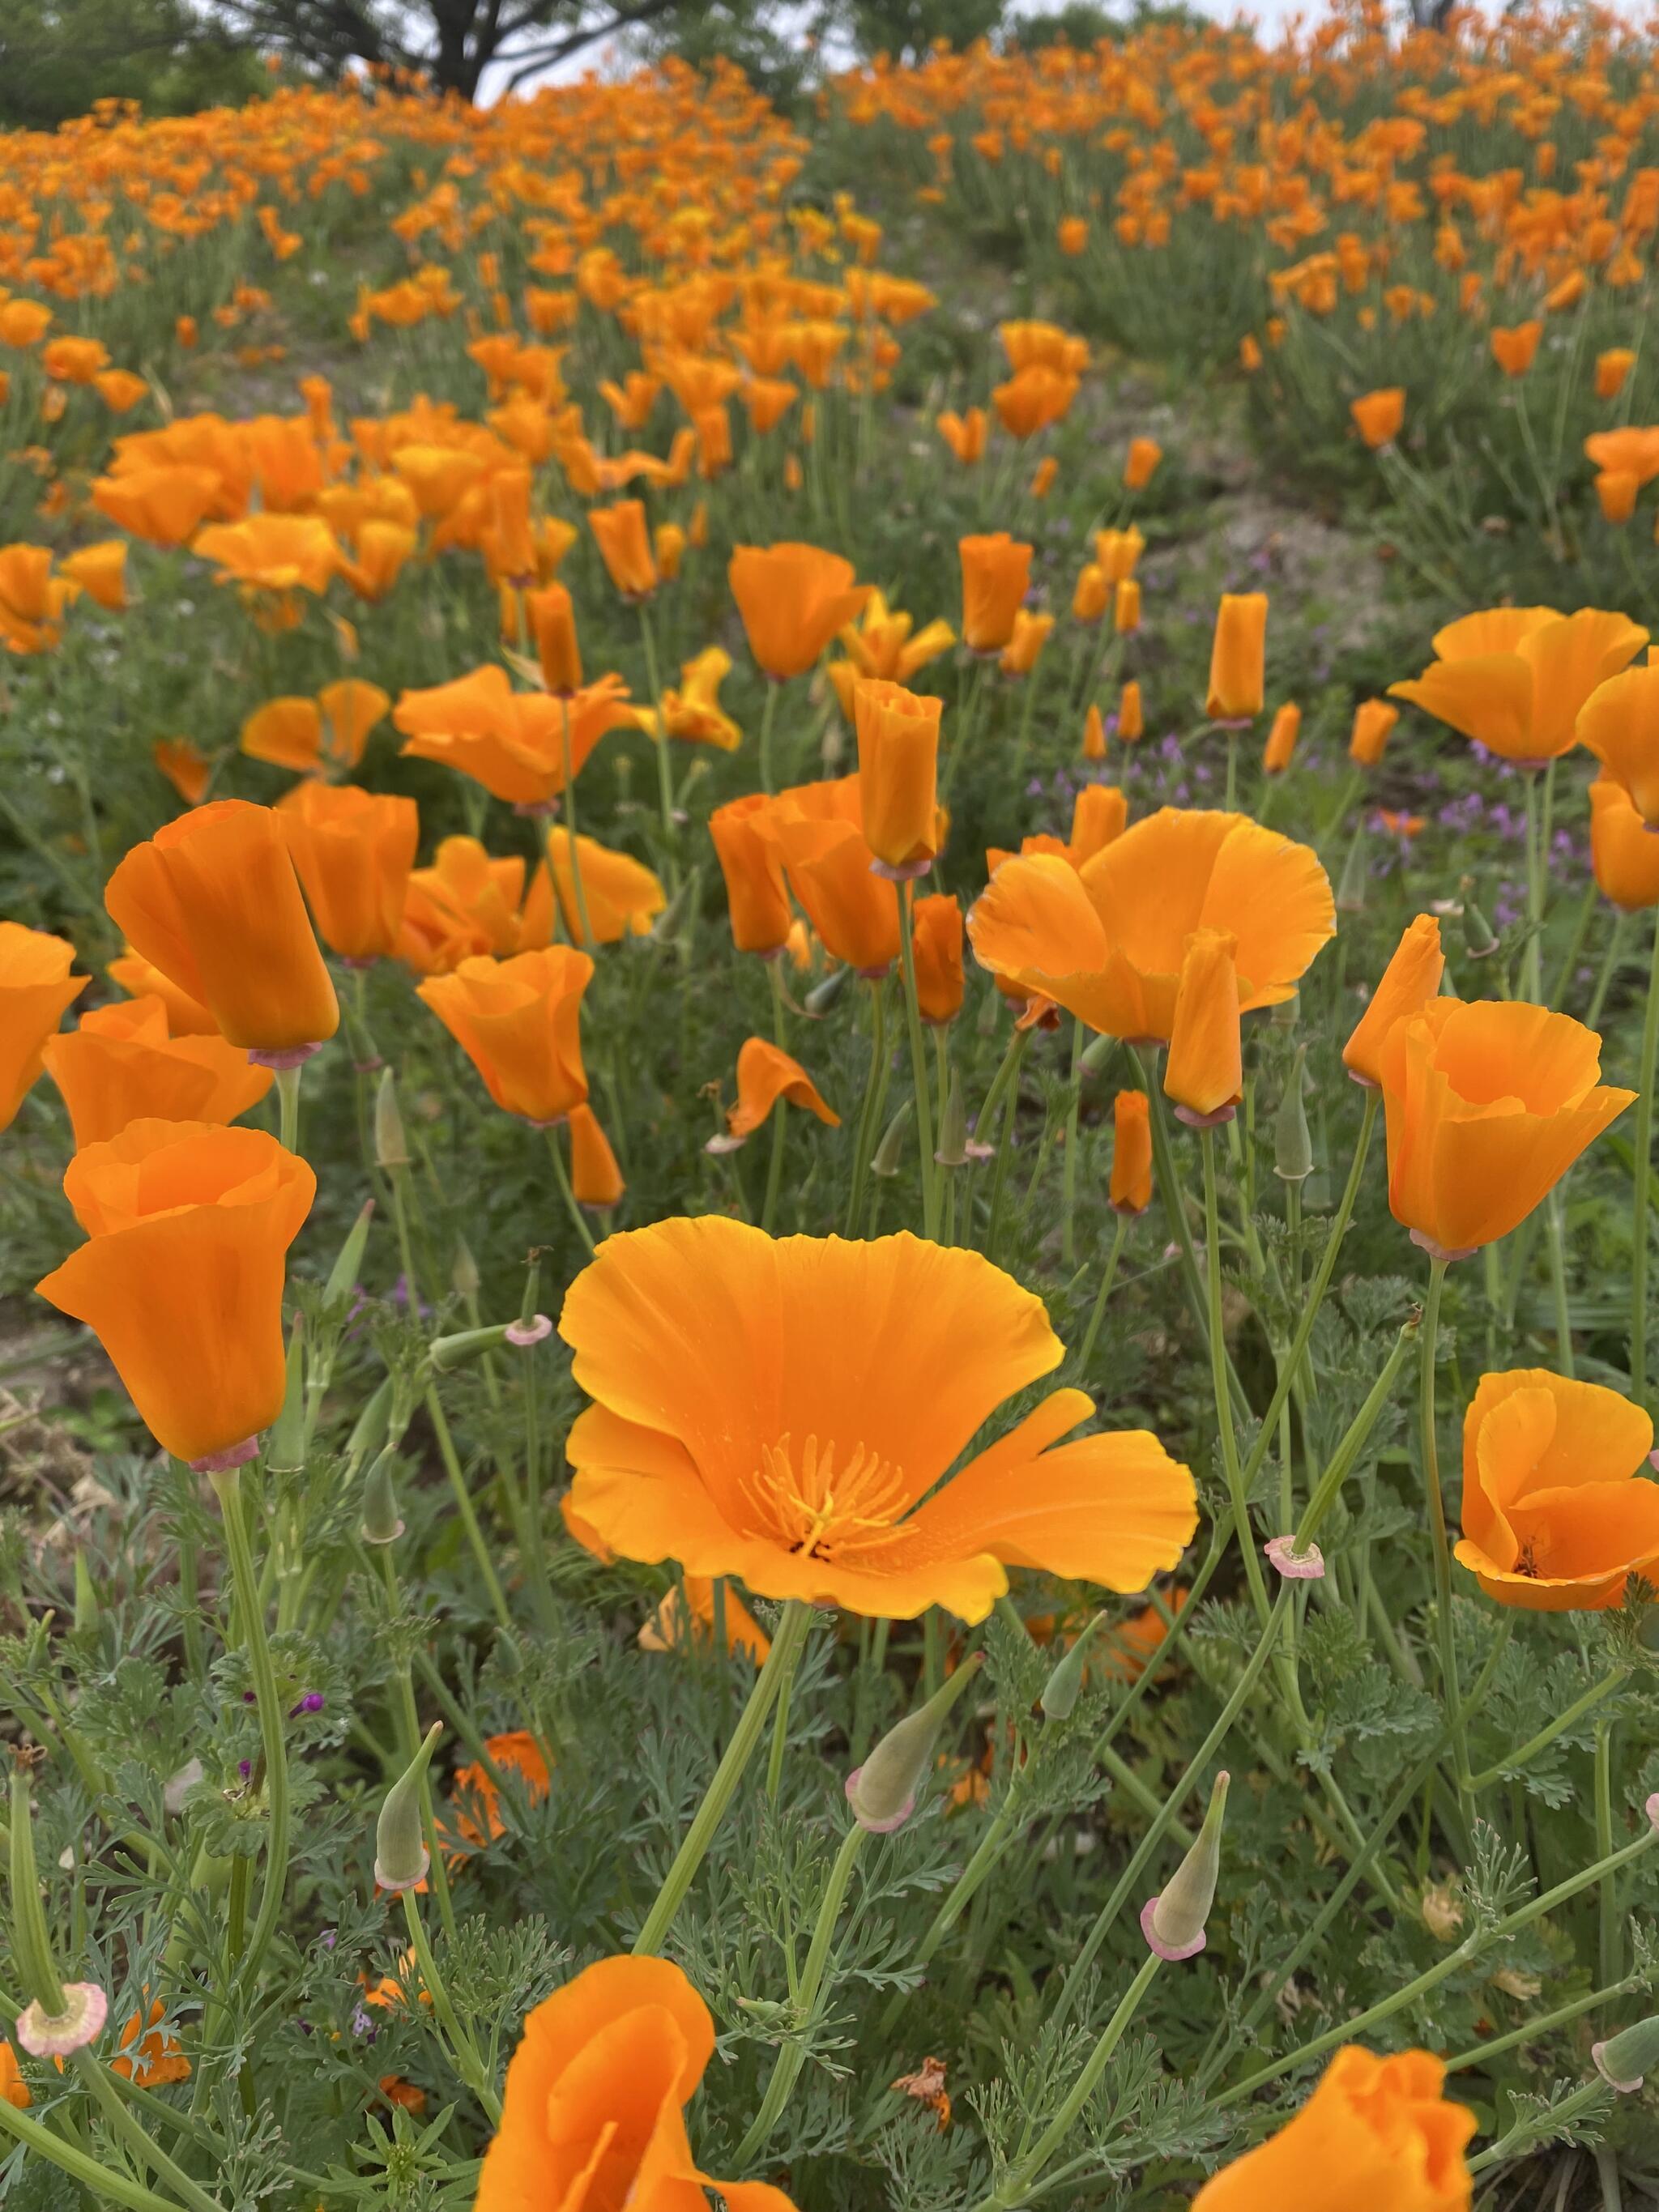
[1594,2013,1659,2094]
[1040,1612,1107,1720]
[847,1654,984,1831]
[360,1447,405,1545]
[871,1097,912,1178]
[1273,1045,1314,1182]
[1141,1770,1228,1959]
[1205,595,1267,721]
[374,1068,411,1168]
[373,1722,441,1893]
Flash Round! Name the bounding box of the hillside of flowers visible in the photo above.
[4,6,1659,2206]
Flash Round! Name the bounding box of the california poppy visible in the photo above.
[36,1120,314,1468]
[447,1730,551,1856]
[729,542,868,680]
[43,997,271,1146]
[1206,595,1268,720]
[1094,527,1144,582]
[108,948,216,1036]
[1350,389,1405,448]
[1118,681,1145,741]
[589,499,658,599]
[855,680,942,874]
[569,1102,625,1208]
[0,923,87,1132]
[1350,700,1398,765]
[0,2043,28,2111]
[834,589,955,697]
[643,646,743,751]
[561,1217,1197,1622]
[911,893,964,1023]
[714,1038,839,1147]
[394,664,633,809]
[110,2001,190,2088]
[1073,565,1111,624]
[959,534,1033,653]
[1124,436,1162,489]
[417,947,592,1124]
[710,795,793,957]
[1164,928,1242,1124]
[936,408,988,464]
[1344,915,1444,1088]
[1577,663,1659,825]
[1001,608,1055,676]
[397,837,554,975]
[767,775,900,975]
[153,739,212,807]
[1589,776,1659,910]
[1263,703,1300,773]
[1111,1090,1153,1214]
[525,582,582,694]
[1595,349,1636,401]
[1491,321,1542,377]
[279,782,419,963]
[58,541,127,611]
[544,829,664,946]
[193,514,341,598]
[1391,607,1647,765]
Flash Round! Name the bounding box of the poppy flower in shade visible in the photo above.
[830,590,956,713]
[1491,322,1543,377]
[279,782,419,965]
[640,646,742,751]
[1263,702,1301,773]
[590,499,658,599]
[110,2001,190,2088]
[1205,594,1268,720]
[104,799,339,1059]
[1094,526,1145,582]
[855,680,943,874]
[936,407,988,464]
[728,543,868,683]
[416,946,592,1125]
[58,540,127,611]
[1350,388,1405,448]
[1389,607,1648,765]
[397,838,555,976]
[767,776,901,976]
[1000,608,1055,676]
[638,1577,771,1661]
[1584,428,1659,488]
[712,1038,839,1152]
[1590,776,1659,910]
[1378,1000,1634,1261]
[446,1731,552,1856]
[1111,1090,1153,1214]
[1164,929,1242,1126]
[1350,699,1398,765]
[394,663,633,810]
[0,2043,28,2111]
[569,1102,625,1209]
[43,998,271,1147]
[959,534,1033,653]
[1454,1369,1659,1612]
[970,808,1333,1045]
[911,893,965,1024]
[1344,915,1444,1089]
[560,1217,1197,1623]
[107,948,216,1036]
[1577,663,1659,825]
[1595,349,1636,401]
[475,1954,797,2212]
[544,829,665,948]
[35,1120,314,1469]
[1190,2046,1474,2212]
[153,739,212,807]
[1124,436,1162,489]
[92,464,221,549]
[710,794,793,957]
[1082,704,1107,761]
[0,923,87,1132]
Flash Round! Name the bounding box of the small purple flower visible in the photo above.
[351,2006,376,2038]
[288,1692,326,1718]
[237,1758,253,1779]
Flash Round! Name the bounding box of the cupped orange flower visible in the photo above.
[1094,526,1144,582]
[0,923,87,1132]
[1491,321,1542,377]
[1111,1089,1153,1214]
[417,946,592,1124]
[92,464,220,549]
[1205,594,1267,720]
[729,542,868,680]
[58,541,127,611]
[590,499,659,599]
[855,680,942,872]
[1343,915,1444,1089]
[936,407,988,464]
[110,2001,190,2088]
[1124,435,1162,489]
[911,893,964,1023]
[1000,607,1055,676]
[476,1954,796,2212]
[1590,775,1659,910]
[108,948,216,1036]
[1391,606,1648,765]
[1584,427,1659,487]
[446,1730,551,1856]
[718,1038,839,1144]
[959,534,1032,654]
[1380,1000,1633,1259]
[767,775,899,975]
[1350,700,1398,765]
[104,800,339,1055]
[35,1121,314,1468]
[279,782,419,964]
[1578,663,1659,825]
[1118,680,1144,741]
[561,1217,1197,1623]
[710,793,793,956]
[397,837,553,974]
[1595,349,1636,401]
[970,808,1333,1044]
[544,829,665,947]
[1191,2046,1474,2212]
[1350,388,1405,448]
[1455,1369,1659,1611]
[1164,928,1242,1124]
[0,2041,28,2111]
[394,664,632,808]
[43,997,271,1146]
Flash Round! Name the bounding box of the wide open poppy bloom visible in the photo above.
[1589,775,1659,910]
[36,1120,314,1468]
[544,829,665,947]
[1578,663,1659,826]
[104,799,339,1056]
[1379,1000,1633,1259]
[394,663,633,808]
[476,1954,795,2212]
[560,1217,1197,1622]
[192,514,341,597]
[279,782,419,964]
[417,946,592,1123]
[970,808,1333,1044]
[1191,2046,1473,2212]
[729,542,868,680]
[1455,1369,1659,1611]
[0,923,87,1132]
[1389,607,1648,765]
[43,997,271,1146]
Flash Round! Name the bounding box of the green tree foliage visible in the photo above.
[0,0,263,129]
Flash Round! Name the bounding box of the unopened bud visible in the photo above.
[345,1374,394,1475]
[429,1323,512,1372]
[935,1072,968,1168]
[1595,2013,1659,2093]
[9,1757,66,2016]
[649,867,699,947]
[263,1318,307,1475]
[805,964,851,1018]
[1141,1770,1229,1961]
[374,1069,410,1169]
[360,1447,404,1546]
[846,1652,984,1833]
[451,1237,480,1302]
[373,1722,441,1893]
[1273,1045,1313,1184]
[1041,1613,1107,1721]
[1461,889,1499,961]
[1334,826,1367,914]
[323,1200,376,1314]
[872,1098,912,1178]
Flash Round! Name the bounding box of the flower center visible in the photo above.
[745,1434,907,1559]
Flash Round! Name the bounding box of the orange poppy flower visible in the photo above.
[1595,471,1639,525]
[0,2042,28,2111]
[1343,915,1444,1089]
[524,582,582,694]
[911,893,964,1024]
[710,794,793,956]
[1577,663,1659,825]
[715,1038,839,1147]
[1589,776,1659,910]
[1206,594,1267,719]
[641,646,742,751]
[1094,527,1144,583]
[992,364,1078,439]
[394,665,633,809]
[279,782,419,964]
[110,2001,190,2088]
[729,542,868,680]
[0,923,87,1132]
[1073,564,1111,623]
[987,787,1126,879]
[1455,1369,1659,1612]
[36,1121,314,1468]
[1350,700,1398,765]
[397,837,553,975]
[1379,1000,1633,1260]
[936,407,988,463]
[1491,321,1542,376]
[1263,702,1300,773]
[544,829,665,947]
[569,1102,625,1208]
[153,739,211,807]
[970,808,1333,1044]
[43,997,271,1146]
[1583,428,1659,486]
[767,775,900,975]
[417,946,592,1124]
[1191,2046,1474,2211]
[1350,388,1405,448]
[104,799,340,1057]
[1118,680,1145,741]
[476,1954,796,2212]
[447,1731,551,1855]
[108,948,217,1037]
[1111,1089,1153,1214]
[192,515,341,596]
[855,680,942,873]
[837,589,956,689]
[343,520,417,603]
[1082,704,1107,761]
[561,1217,1197,1622]
[58,541,127,611]
[0,300,52,347]
[1058,216,1088,255]
[638,1578,771,1661]
[92,464,220,549]
[1000,608,1055,676]
[1124,436,1162,490]
[0,544,73,654]
[1391,607,1648,765]
[1595,349,1636,401]
[1164,928,1242,1124]
[589,499,659,599]
[959,534,1032,653]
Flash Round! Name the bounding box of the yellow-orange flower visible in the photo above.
[1578,663,1659,825]
[1205,594,1267,719]
[936,407,988,463]
[1124,436,1162,488]
[855,680,942,872]
[590,499,658,599]
[447,1730,551,1856]
[959,534,1031,653]
[1263,702,1300,772]
[1344,915,1444,1088]
[710,794,793,956]
[911,893,964,1023]
[729,542,868,680]
[0,923,87,1132]
[1595,349,1636,401]
[394,665,633,809]
[108,948,217,1036]
[192,514,340,596]
[1111,1090,1153,1214]
[1164,928,1242,1123]
[766,775,899,974]
[1391,607,1648,765]
[645,646,742,751]
[0,2042,28,2111]
[417,947,592,1123]
[43,996,271,1146]
[1350,699,1398,765]
[110,2001,190,2088]
[1491,321,1542,377]
[279,782,419,963]
[1350,388,1405,448]
[718,1038,839,1144]
[1589,776,1659,910]
[544,829,665,947]
[397,838,553,975]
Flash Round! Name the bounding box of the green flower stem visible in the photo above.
[1597,1719,1621,1989]
[1467,2078,1609,2178]
[1547,878,1598,1010]
[1060,1020,1086,1269]
[211,1464,290,1999]
[1464,1671,1627,1796]
[1418,1257,1472,1807]
[1222,1818,1659,2106]
[1631,901,1659,1402]
[844,980,889,1238]
[1092,1533,1224,1760]
[1074,1211,1129,1375]
[373,1544,458,1943]
[756,673,780,795]
[544,1123,598,1258]
[633,1600,811,1958]
[733,1820,866,2164]
[940,658,987,805]
[1444,1973,1635,2074]
[877,1763,1037,2039]
[0,2094,211,2212]
[1587,913,1627,1032]
[555,694,595,951]
[895,880,940,1238]
[1546,1188,1576,1376]
[1201,1127,1273,1630]
[70,2051,224,2212]
[765,1609,808,1804]
[275,1061,303,1154]
[400,1887,502,2126]
[422,1386,513,1630]
[761,959,791,1235]
[1521,767,1546,1002]
[1293,1319,1419,1553]
[638,600,678,874]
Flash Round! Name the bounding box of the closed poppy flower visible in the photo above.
[856,681,942,874]
[569,1101,625,1208]
[544,829,665,946]
[1263,701,1300,772]
[936,407,988,464]
[1001,607,1055,676]
[1344,914,1444,1088]
[1350,388,1405,448]
[959,534,1033,653]
[92,463,220,549]
[770,778,900,976]
[1030,456,1060,498]
[911,893,964,1023]
[729,542,868,680]
[715,1038,839,1146]
[153,739,211,807]
[561,1217,1197,1622]
[525,582,582,694]
[1070,784,1128,863]
[1379,999,1634,1259]
[1073,563,1111,622]
[108,948,216,1036]
[1596,471,1640,524]
[1124,436,1162,489]
[1350,698,1398,765]
[394,664,632,809]
[476,1954,796,2212]
[589,499,658,599]
[446,1730,551,1856]
[1083,704,1107,761]
[1578,662,1659,823]
[710,793,793,956]
[1164,928,1242,1125]
[1595,348,1636,400]
[110,2001,190,2088]
[1206,593,1268,719]
[1491,321,1543,376]
[1191,2045,1474,2212]
[970,808,1333,1044]
[653,521,686,580]
[1391,606,1648,765]
[1589,775,1659,910]
[0,923,87,1132]
[43,996,271,1146]
[417,946,592,1124]
[1111,1089,1153,1214]
[1118,680,1145,740]
[1094,526,1145,582]
[104,800,339,1057]
[58,540,126,611]
[279,782,419,964]
[1113,578,1141,634]
[36,1121,314,1468]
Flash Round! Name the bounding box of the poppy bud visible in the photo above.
[1335,826,1367,914]
[346,1374,394,1476]
[429,1323,514,1371]
[1118,680,1144,742]
[1124,436,1162,491]
[1349,700,1398,767]
[451,1238,480,1301]
[264,1319,307,1475]
[324,1200,377,1318]
[806,965,852,1017]
[1263,701,1300,774]
[1073,564,1110,624]
[1273,1046,1313,1182]
[1082,703,1107,761]
[847,1653,984,1832]
[373,1722,441,1894]
[360,1447,405,1546]
[589,500,657,599]
[8,1757,84,2044]
[872,1097,912,1178]
[1113,578,1141,635]
[1595,2014,1659,2094]
[959,533,1032,654]
[1205,595,1267,721]
[1110,1089,1153,1214]
[1041,1612,1106,1720]
[1461,891,1499,961]
[1165,929,1242,1127]
[526,582,582,694]
[1141,1770,1229,1960]
[374,1068,410,1168]
[494,1625,525,1677]
[935,1070,967,1167]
